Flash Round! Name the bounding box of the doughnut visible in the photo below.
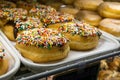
[48,21,102,50]
[46,1,63,10]
[0,8,28,27]
[16,1,37,11]
[0,43,8,75]
[108,56,120,71]
[62,0,74,5]
[29,4,57,17]
[42,12,74,27]
[98,70,120,80]
[76,10,102,26]
[74,0,104,10]
[59,5,79,16]
[2,17,43,41]
[15,28,70,63]
[0,1,16,8]
[98,2,120,18]
[99,18,120,37]
[30,6,74,27]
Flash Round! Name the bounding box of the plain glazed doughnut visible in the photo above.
[0,43,8,75]
[59,5,79,16]
[76,10,102,26]
[48,21,102,50]
[99,18,120,37]
[74,0,103,10]
[15,28,70,63]
[62,0,74,5]
[16,1,37,11]
[98,2,120,18]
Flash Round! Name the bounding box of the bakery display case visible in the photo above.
[0,0,120,80]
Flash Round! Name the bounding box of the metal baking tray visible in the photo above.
[0,30,120,80]
[0,33,20,80]
[100,30,120,41]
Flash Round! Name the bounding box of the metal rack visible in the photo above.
[13,49,120,80]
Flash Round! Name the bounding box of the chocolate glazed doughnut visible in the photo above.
[0,8,28,41]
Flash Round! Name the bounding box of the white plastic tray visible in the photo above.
[0,33,20,80]
[100,30,120,41]
[0,30,119,72]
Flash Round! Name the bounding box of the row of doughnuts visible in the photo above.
[0,1,101,63]
[42,0,120,37]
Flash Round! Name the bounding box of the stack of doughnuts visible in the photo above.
[15,28,70,63]
[0,43,8,75]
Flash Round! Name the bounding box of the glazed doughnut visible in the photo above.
[98,2,120,18]
[59,5,79,16]
[2,17,42,41]
[42,12,74,27]
[16,1,37,11]
[0,43,8,75]
[62,0,74,5]
[74,0,103,10]
[46,1,63,10]
[0,1,16,8]
[99,18,120,37]
[48,21,102,50]
[98,70,120,80]
[76,10,102,26]
[15,28,70,63]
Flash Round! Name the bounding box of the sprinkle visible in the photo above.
[58,21,102,37]
[16,28,68,49]
[29,4,74,26]
[0,8,28,21]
